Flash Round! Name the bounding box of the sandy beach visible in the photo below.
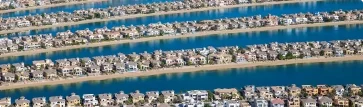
[0,0,322,35]
[1,20,362,58]
[0,0,107,14]
[0,55,361,90]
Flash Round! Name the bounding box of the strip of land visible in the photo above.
[0,0,108,14]
[0,55,361,90]
[0,0,323,35]
[1,20,362,58]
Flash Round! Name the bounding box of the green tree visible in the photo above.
[285,52,294,59]
[173,95,182,103]
[187,61,193,66]
[208,60,215,65]
[320,50,325,56]
[277,54,285,60]
[309,43,315,48]
[299,54,305,59]
[125,98,133,105]
[204,103,212,107]
[207,90,215,101]
[157,95,165,103]
[238,49,246,54]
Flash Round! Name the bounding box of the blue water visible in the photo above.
[0,0,179,18]
[3,0,363,37]
[1,60,362,99]
[1,24,362,65]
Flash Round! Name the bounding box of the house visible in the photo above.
[146,91,159,103]
[331,85,344,97]
[126,62,138,72]
[101,63,113,73]
[161,90,175,103]
[333,97,349,107]
[346,84,361,95]
[114,63,126,73]
[233,53,247,63]
[32,97,46,107]
[243,85,256,100]
[2,73,15,82]
[49,96,65,107]
[0,97,11,107]
[214,88,239,100]
[15,72,30,81]
[240,100,251,107]
[183,90,208,101]
[83,94,98,106]
[287,97,300,107]
[317,85,331,96]
[44,69,57,79]
[31,71,44,80]
[32,59,54,69]
[130,90,145,103]
[333,47,344,57]
[15,96,30,107]
[87,65,101,76]
[0,64,9,74]
[269,98,284,107]
[254,98,268,107]
[301,97,317,107]
[350,97,363,107]
[256,87,273,100]
[318,96,333,107]
[115,91,129,105]
[270,86,287,97]
[287,84,301,97]
[98,93,114,106]
[66,93,81,106]
[12,63,26,72]
[224,100,240,107]
[55,59,70,68]
[120,30,139,38]
[302,85,318,96]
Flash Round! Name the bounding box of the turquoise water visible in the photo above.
[4,0,363,37]
[1,24,362,65]
[1,61,362,99]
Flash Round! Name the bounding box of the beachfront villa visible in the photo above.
[0,0,310,31]
[2,0,363,107]
[0,0,93,11]
[1,39,363,93]
[0,10,362,55]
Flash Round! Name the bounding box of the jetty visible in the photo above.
[0,39,363,90]
[0,84,362,107]
[0,0,322,34]
[0,9,363,57]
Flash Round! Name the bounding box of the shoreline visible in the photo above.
[0,0,108,14]
[1,20,362,58]
[0,55,362,90]
[0,0,322,35]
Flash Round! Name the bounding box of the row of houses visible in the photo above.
[0,0,89,10]
[0,0,305,30]
[1,84,363,107]
[1,9,363,53]
[1,39,363,83]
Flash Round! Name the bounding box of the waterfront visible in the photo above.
[3,0,363,37]
[1,60,362,99]
[1,24,363,65]
[0,0,179,18]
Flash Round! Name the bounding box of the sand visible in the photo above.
[0,0,323,35]
[0,55,362,90]
[0,0,107,14]
[1,20,363,58]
